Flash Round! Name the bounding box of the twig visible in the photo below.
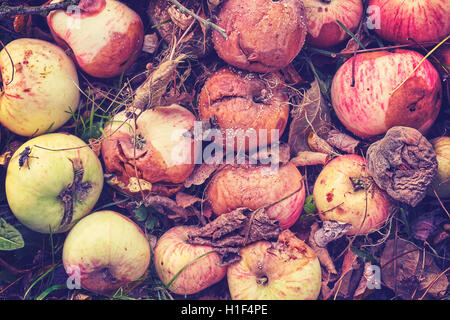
[167,0,227,39]
[0,0,80,20]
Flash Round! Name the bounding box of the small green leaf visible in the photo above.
[303,195,317,215]
[133,206,148,222]
[0,218,25,251]
[350,246,378,265]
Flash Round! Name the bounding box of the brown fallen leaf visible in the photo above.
[184,162,222,188]
[175,191,203,208]
[308,131,336,155]
[326,129,360,154]
[88,138,101,157]
[187,207,281,266]
[308,222,337,275]
[144,194,195,221]
[380,238,449,299]
[290,151,330,166]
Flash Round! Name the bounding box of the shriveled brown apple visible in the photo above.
[206,162,306,230]
[47,0,144,78]
[101,105,198,194]
[213,0,307,72]
[197,67,290,151]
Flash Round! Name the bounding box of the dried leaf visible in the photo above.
[187,208,281,266]
[308,131,336,155]
[88,138,101,157]
[290,151,330,166]
[288,79,331,155]
[142,33,159,54]
[381,239,449,298]
[280,63,305,86]
[143,194,193,221]
[168,5,194,30]
[313,220,353,248]
[326,129,360,154]
[184,162,221,188]
[175,191,203,208]
[308,222,337,274]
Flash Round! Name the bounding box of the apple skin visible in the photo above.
[5,133,104,233]
[331,50,442,139]
[303,0,363,48]
[197,67,290,151]
[227,229,321,300]
[153,225,227,295]
[313,154,393,235]
[62,210,151,295]
[47,0,144,78]
[213,0,307,72]
[368,0,450,44]
[101,104,198,189]
[0,38,80,137]
[206,162,306,230]
[428,137,450,198]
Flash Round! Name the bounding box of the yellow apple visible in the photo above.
[5,133,103,233]
[0,38,80,136]
[63,210,151,295]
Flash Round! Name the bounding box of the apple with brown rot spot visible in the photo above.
[62,210,151,295]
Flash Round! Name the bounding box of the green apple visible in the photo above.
[429,137,450,198]
[6,133,103,233]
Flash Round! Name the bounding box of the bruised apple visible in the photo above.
[368,0,450,44]
[63,210,151,295]
[154,225,227,295]
[213,0,307,72]
[227,229,321,300]
[0,38,80,136]
[47,0,144,78]
[206,162,306,230]
[428,137,450,199]
[197,67,290,151]
[101,105,198,194]
[303,0,363,48]
[5,133,103,233]
[331,50,442,139]
[313,154,393,235]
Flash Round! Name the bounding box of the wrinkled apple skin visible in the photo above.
[0,38,80,137]
[313,154,393,235]
[206,162,306,229]
[101,104,198,187]
[197,67,290,151]
[331,50,441,139]
[6,133,103,233]
[368,0,450,44]
[47,0,144,78]
[303,0,363,48]
[63,210,151,295]
[154,225,227,295]
[428,137,450,198]
[227,230,321,300]
[213,0,307,72]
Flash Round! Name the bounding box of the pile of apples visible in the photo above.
[0,0,448,300]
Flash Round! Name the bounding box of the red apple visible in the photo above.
[331,49,442,139]
[303,0,363,48]
[153,225,227,295]
[47,0,144,78]
[213,0,307,72]
[227,229,322,300]
[63,210,151,295]
[428,137,450,199]
[368,0,450,44]
[313,154,393,235]
[206,162,306,230]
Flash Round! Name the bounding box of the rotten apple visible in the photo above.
[153,225,227,295]
[47,0,144,78]
[5,133,103,233]
[0,38,80,137]
[213,0,307,72]
[206,162,306,230]
[227,229,322,300]
[303,0,363,48]
[428,136,450,199]
[368,0,450,44]
[331,49,442,139]
[197,67,290,151]
[101,104,198,194]
[313,154,393,235]
[63,210,151,295]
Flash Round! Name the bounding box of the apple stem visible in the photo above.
[0,0,80,20]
